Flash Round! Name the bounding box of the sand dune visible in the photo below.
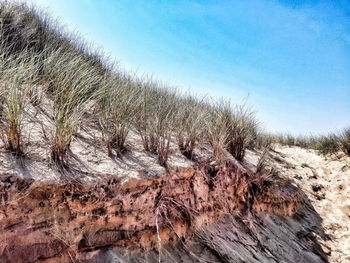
[264,145,350,263]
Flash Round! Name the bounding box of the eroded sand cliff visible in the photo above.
[0,155,330,263]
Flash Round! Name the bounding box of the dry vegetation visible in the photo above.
[1,1,347,172]
[0,2,260,169]
[271,128,350,157]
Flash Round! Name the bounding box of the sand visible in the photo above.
[261,145,350,263]
[0,96,196,183]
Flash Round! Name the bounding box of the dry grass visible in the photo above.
[271,129,350,157]
[174,95,206,160]
[43,48,102,164]
[133,80,178,167]
[205,100,258,162]
[0,1,262,170]
[99,73,140,157]
[0,53,39,154]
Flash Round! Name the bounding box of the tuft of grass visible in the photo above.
[205,100,258,162]
[43,48,102,164]
[225,104,258,161]
[204,102,230,163]
[134,79,177,167]
[174,95,205,159]
[341,128,350,155]
[0,53,39,154]
[99,73,140,157]
[253,133,273,150]
[317,134,341,156]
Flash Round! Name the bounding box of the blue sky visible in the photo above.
[32,0,350,135]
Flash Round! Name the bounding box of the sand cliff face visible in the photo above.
[0,159,328,263]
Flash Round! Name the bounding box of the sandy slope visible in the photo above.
[1,101,349,262]
[0,98,196,183]
[265,145,350,263]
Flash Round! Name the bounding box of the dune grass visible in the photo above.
[2,0,346,172]
[0,1,263,169]
[0,51,40,154]
[272,129,350,157]
[99,73,140,157]
[174,95,206,160]
[133,80,178,167]
[340,128,350,156]
[205,100,258,162]
[43,48,103,164]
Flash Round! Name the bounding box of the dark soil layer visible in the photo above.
[0,160,329,263]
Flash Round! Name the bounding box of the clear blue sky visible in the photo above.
[32,0,350,135]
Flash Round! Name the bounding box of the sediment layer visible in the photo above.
[0,160,327,262]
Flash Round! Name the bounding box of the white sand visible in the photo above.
[261,145,350,263]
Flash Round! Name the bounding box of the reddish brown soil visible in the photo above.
[0,159,328,263]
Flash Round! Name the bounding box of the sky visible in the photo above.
[30,0,350,135]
